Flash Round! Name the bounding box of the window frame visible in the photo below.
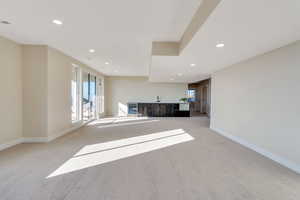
[71,65,81,123]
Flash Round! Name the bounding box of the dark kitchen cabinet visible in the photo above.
[136,103,188,117]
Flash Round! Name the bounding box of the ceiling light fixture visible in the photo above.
[105,62,110,65]
[52,20,63,25]
[177,73,183,76]
[190,63,196,67]
[89,49,95,53]
[216,43,224,48]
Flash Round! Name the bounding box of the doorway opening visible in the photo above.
[188,79,211,117]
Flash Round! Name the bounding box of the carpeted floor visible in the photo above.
[0,117,299,200]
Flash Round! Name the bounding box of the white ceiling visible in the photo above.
[0,0,201,76]
[1,0,300,83]
[150,0,300,83]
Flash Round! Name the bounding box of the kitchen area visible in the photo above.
[128,100,190,117]
[106,77,211,118]
[126,79,211,118]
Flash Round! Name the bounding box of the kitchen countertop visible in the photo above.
[128,101,189,104]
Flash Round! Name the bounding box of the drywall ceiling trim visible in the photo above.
[149,0,220,82]
[151,0,220,57]
[179,0,221,52]
[152,42,180,56]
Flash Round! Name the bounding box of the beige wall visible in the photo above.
[47,47,105,138]
[106,77,188,116]
[0,37,23,144]
[211,41,300,167]
[22,45,48,138]
[47,48,72,137]
[1,35,106,146]
[23,46,105,139]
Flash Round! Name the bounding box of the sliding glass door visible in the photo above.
[82,71,89,121]
[97,77,104,116]
[89,74,97,119]
[71,66,80,122]
[82,71,97,121]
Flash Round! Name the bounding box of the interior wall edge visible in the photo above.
[210,126,300,175]
[0,36,23,145]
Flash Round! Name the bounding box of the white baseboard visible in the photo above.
[22,137,48,143]
[0,138,23,151]
[210,127,300,174]
[0,121,90,151]
[48,121,86,142]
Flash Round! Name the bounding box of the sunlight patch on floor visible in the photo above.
[87,117,150,126]
[47,129,194,178]
[96,120,159,129]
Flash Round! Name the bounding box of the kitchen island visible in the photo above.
[128,102,190,117]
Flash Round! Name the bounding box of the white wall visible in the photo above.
[106,77,188,116]
[211,41,300,169]
[0,37,23,145]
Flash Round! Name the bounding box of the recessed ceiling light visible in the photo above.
[216,43,224,48]
[177,73,183,76]
[52,20,63,25]
[1,20,11,25]
[105,62,110,65]
[89,49,95,53]
[190,63,196,67]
